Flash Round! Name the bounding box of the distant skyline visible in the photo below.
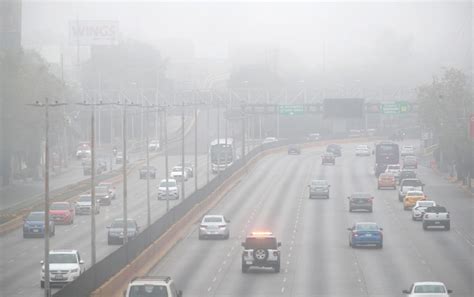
[21,1,472,92]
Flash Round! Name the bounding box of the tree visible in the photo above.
[417,68,473,180]
[0,50,68,185]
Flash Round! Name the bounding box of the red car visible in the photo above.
[50,202,75,225]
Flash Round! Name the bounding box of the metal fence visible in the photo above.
[52,140,287,297]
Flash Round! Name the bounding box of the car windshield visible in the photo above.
[172,167,182,172]
[356,145,368,149]
[407,191,424,196]
[50,203,69,210]
[27,212,44,221]
[414,285,446,293]
[95,187,108,195]
[129,285,168,297]
[244,237,278,249]
[351,193,371,199]
[403,180,423,187]
[111,220,136,228]
[79,195,91,202]
[160,181,176,187]
[203,216,223,223]
[311,180,327,186]
[427,206,447,213]
[49,253,77,264]
[387,165,400,170]
[418,201,435,207]
[355,224,379,231]
[401,171,416,177]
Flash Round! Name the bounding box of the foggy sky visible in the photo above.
[21,1,472,92]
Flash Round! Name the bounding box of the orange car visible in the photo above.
[403,190,426,210]
[378,173,396,189]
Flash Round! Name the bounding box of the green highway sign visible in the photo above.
[279,105,305,116]
[381,101,411,114]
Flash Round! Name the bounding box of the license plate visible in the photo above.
[246,261,252,265]
[365,234,372,237]
[435,221,440,224]
[33,229,39,233]
[53,275,65,280]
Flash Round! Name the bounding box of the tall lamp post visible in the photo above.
[28,98,67,297]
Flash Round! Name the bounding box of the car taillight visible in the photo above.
[446,213,450,219]
[424,214,429,219]
[352,231,358,237]
[273,251,279,257]
[218,225,226,229]
[200,224,206,228]
[379,231,383,238]
[370,197,374,200]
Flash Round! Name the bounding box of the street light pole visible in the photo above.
[181,102,186,199]
[164,107,170,211]
[122,98,129,244]
[27,98,66,297]
[145,104,151,227]
[194,94,198,192]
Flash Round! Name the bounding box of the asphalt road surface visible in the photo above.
[148,142,474,297]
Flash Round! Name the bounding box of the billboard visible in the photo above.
[69,20,119,46]
[323,98,364,118]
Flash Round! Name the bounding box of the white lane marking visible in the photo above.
[212,276,217,282]
[281,287,285,293]
[207,286,212,292]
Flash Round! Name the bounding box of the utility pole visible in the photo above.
[77,99,111,265]
[145,103,151,227]
[164,107,170,211]
[28,98,66,297]
[241,102,246,162]
[206,97,210,184]
[194,93,198,192]
[181,102,186,199]
[217,99,220,175]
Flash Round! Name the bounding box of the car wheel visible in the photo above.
[198,234,203,240]
[242,263,249,273]
[422,223,428,230]
[378,242,383,249]
[224,233,230,240]
[411,216,416,221]
[369,208,373,213]
[41,281,44,288]
[253,248,269,262]
[108,236,113,245]
[23,233,27,239]
[445,222,450,231]
[377,186,380,190]
[398,196,403,202]
[274,263,280,273]
[349,208,353,212]
[349,240,352,247]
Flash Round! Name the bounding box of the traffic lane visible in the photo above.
[0,154,210,297]
[219,152,315,297]
[377,163,474,296]
[345,154,442,297]
[293,153,371,297]
[416,165,474,242]
[149,155,288,296]
[148,151,318,296]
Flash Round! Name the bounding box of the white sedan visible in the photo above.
[403,282,452,296]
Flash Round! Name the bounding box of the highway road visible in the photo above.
[148,142,474,297]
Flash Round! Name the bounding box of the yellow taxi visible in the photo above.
[377,173,396,189]
[403,190,426,210]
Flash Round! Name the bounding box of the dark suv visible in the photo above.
[348,193,374,212]
[321,153,335,165]
[241,232,281,273]
[308,179,330,199]
[107,218,140,245]
[287,144,301,155]
[326,144,342,157]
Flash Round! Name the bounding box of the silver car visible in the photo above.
[198,215,230,239]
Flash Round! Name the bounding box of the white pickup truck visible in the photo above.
[422,206,450,231]
[399,178,424,202]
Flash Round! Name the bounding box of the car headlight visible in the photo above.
[70,268,78,273]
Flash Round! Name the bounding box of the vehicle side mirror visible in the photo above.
[402,290,409,294]
[177,290,183,297]
[347,196,350,200]
[278,242,281,247]
[137,226,140,231]
[40,260,44,264]
[106,225,111,229]
[226,219,230,223]
[447,289,452,293]
[241,242,245,247]
[372,150,374,155]
[328,185,331,187]
[379,228,383,231]
[79,260,84,264]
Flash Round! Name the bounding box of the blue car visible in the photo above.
[348,222,383,248]
[23,211,55,238]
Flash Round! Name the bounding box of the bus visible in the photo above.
[210,138,235,173]
[374,141,400,177]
